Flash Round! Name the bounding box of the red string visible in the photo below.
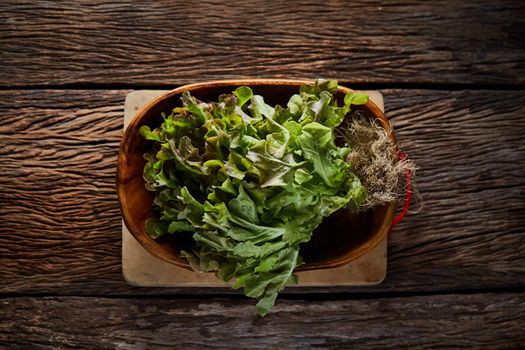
[388,150,412,239]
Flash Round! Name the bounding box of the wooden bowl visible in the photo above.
[117,79,397,272]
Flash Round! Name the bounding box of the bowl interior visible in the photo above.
[117,80,396,271]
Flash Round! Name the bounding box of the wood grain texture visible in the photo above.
[0,293,523,349]
[0,0,524,87]
[385,89,525,292]
[0,88,524,295]
[0,90,126,293]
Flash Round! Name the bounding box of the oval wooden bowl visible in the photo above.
[117,79,398,272]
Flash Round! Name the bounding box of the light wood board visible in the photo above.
[122,89,387,287]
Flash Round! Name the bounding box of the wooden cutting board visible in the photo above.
[122,89,387,287]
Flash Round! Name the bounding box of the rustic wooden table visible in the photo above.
[1,1,524,348]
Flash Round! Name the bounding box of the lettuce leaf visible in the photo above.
[141,79,367,316]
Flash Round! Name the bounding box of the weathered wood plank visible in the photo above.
[1,0,524,86]
[0,89,524,295]
[0,293,523,349]
[384,89,525,292]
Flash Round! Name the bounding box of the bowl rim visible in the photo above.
[117,79,397,271]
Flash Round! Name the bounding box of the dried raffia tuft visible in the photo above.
[339,112,417,212]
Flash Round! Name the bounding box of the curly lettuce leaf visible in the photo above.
[140,79,367,316]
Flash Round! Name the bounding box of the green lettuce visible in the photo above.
[141,79,368,315]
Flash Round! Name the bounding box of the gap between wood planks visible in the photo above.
[1,286,524,301]
[0,82,524,91]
